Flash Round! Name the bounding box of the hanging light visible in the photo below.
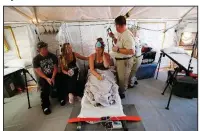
[49,24,54,33]
[32,18,41,24]
[56,23,61,32]
[37,25,45,34]
[45,24,51,34]
[52,23,57,32]
[53,23,57,33]
[181,32,193,45]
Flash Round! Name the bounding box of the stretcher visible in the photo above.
[66,68,143,131]
[65,104,145,131]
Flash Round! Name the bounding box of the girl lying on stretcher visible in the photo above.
[85,38,119,107]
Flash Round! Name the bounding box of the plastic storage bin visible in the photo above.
[4,76,16,98]
[136,63,157,80]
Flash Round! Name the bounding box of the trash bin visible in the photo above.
[14,71,26,91]
[4,76,16,98]
[173,76,198,98]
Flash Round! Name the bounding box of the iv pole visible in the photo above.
[187,32,198,75]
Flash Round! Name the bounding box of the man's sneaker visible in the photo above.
[60,100,66,106]
[77,96,82,102]
[119,93,125,99]
[43,107,51,115]
[134,81,138,85]
[128,84,135,89]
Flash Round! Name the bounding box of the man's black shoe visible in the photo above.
[43,107,51,115]
[119,94,125,99]
[128,85,134,89]
[60,100,66,106]
[134,81,138,85]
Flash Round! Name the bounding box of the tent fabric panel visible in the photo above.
[12,26,32,60]
[4,28,20,63]
[4,7,31,23]
[4,7,198,23]
[130,7,194,19]
[14,7,35,19]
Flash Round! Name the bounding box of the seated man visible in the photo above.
[33,41,58,115]
[85,38,118,107]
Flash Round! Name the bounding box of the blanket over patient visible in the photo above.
[84,69,118,107]
[78,69,125,118]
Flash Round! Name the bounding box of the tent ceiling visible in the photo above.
[4,6,197,23]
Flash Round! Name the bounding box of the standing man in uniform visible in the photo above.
[129,28,143,88]
[109,16,135,99]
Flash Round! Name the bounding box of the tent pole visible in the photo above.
[187,32,198,73]
[39,18,180,23]
[4,18,181,25]
[4,22,31,24]
[127,7,152,18]
[180,7,196,20]
[4,26,21,59]
[124,7,134,18]
[8,7,33,23]
[163,7,195,33]
[33,7,39,24]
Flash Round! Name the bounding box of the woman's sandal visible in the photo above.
[77,96,82,102]
[69,93,74,104]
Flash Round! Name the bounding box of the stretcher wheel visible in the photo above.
[124,129,128,131]
[121,121,128,131]
[76,122,82,131]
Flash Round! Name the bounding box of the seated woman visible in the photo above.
[89,38,112,80]
[60,43,89,104]
[84,38,118,107]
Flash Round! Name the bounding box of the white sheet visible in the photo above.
[78,93,125,118]
[4,67,23,76]
[4,59,32,68]
[162,47,187,54]
[166,53,197,74]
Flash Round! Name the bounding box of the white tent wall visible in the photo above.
[185,22,197,32]
[4,7,197,22]
[137,20,179,68]
[40,34,60,55]
[4,24,39,85]
[160,21,178,67]
[13,26,33,60]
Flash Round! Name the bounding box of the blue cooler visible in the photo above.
[136,63,157,80]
